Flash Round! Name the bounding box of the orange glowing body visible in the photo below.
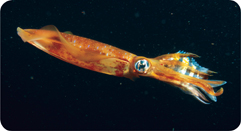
[17,25,226,104]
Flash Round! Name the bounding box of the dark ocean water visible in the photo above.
[1,0,240,130]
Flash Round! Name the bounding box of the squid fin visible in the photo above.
[64,31,73,35]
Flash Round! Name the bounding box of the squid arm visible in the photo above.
[17,25,227,104]
[141,53,226,104]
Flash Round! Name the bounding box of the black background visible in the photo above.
[1,0,240,130]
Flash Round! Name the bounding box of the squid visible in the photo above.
[17,25,226,104]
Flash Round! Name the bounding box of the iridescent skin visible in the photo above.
[17,25,226,104]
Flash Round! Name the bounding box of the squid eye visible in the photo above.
[134,59,150,73]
